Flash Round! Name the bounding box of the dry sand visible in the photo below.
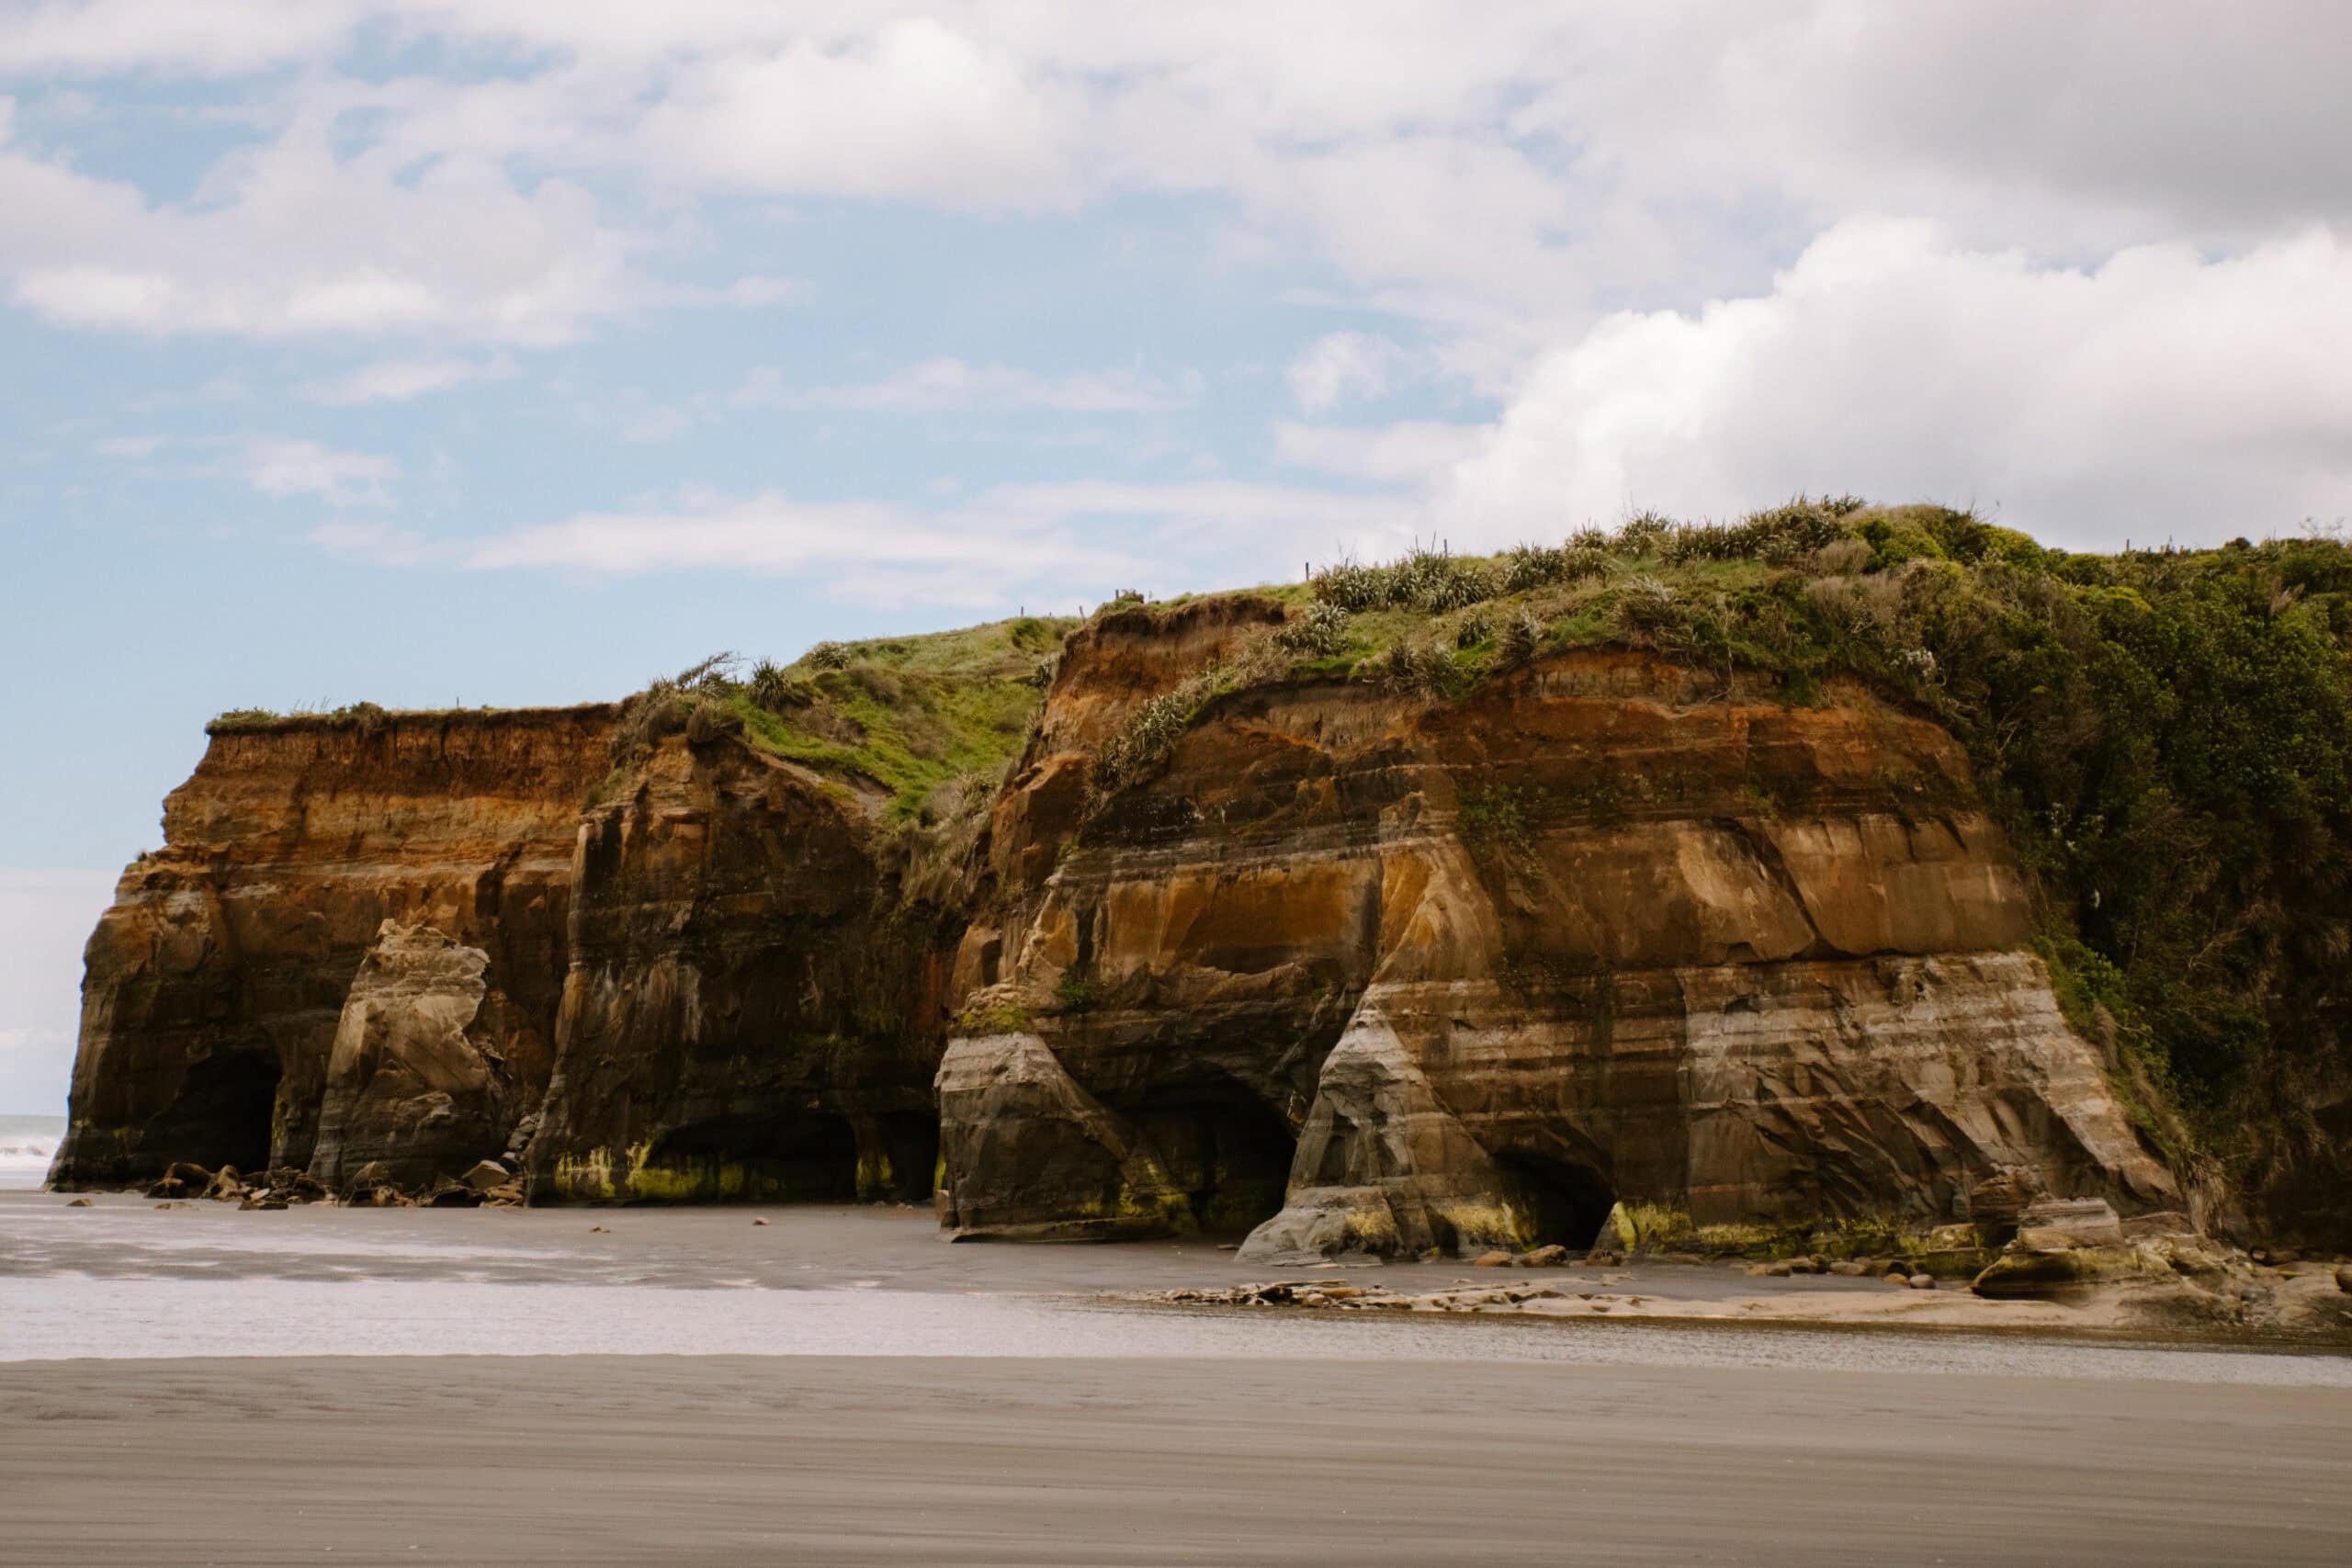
[5,1353,2350,1566]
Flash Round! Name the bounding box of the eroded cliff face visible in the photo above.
[51,709,614,1187]
[523,735,947,1202]
[55,604,2184,1258]
[940,622,2177,1259]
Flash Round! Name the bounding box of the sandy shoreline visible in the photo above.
[4,1352,2348,1566]
[6,1194,2352,1562]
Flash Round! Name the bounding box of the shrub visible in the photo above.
[1499,609,1545,665]
[1025,652,1060,690]
[1312,558,1396,611]
[1277,601,1353,656]
[1614,575,1680,636]
[1455,609,1493,649]
[1382,640,1457,699]
[1502,543,1567,592]
[805,641,852,671]
[1615,511,1675,555]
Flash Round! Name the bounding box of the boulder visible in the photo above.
[202,1166,248,1201]
[933,1030,1188,1242]
[2016,1197,2124,1250]
[1905,1273,1936,1290]
[1472,1250,1512,1267]
[1517,1245,1569,1267]
[2335,1264,2351,1294]
[1827,1260,1870,1277]
[1972,1244,2169,1299]
[460,1159,511,1193]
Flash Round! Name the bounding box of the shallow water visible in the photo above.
[0,1114,61,1190]
[5,1190,2348,1384]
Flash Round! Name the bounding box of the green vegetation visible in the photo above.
[611,616,1077,820]
[1092,500,2352,1206]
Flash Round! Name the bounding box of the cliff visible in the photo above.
[52,707,615,1187]
[53,511,2352,1255]
[937,606,2174,1260]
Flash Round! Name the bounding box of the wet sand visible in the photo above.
[5,1353,2350,1566]
[6,1192,2350,1563]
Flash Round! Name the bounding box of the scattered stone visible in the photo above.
[1217,1243,1240,1252]
[1883,1268,1911,1284]
[590,1224,610,1234]
[1471,1250,1511,1267]
[66,1196,93,1207]
[752,1217,771,1226]
[2335,1265,2351,1295]
[483,1183,525,1205]
[238,1196,289,1211]
[153,1201,191,1210]
[1906,1273,1936,1290]
[1827,1260,1870,1277]
[1746,1260,1793,1278]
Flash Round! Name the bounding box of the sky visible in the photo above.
[3,1,2351,1111]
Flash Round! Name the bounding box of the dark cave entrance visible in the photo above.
[871,1111,941,1203]
[639,1111,861,1202]
[1493,1149,1619,1250]
[1136,1081,1298,1234]
[163,1051,280,1174]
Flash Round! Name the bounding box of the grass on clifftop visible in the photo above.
[1091,499,2352,1223]
[610,617,1075,821]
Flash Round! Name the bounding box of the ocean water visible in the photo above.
[0,1114,62,1190]
[3,1193,2349,1382]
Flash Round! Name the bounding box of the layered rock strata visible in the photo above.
[55,605,2183,1258]
[51,709,614,1187]
[943,636,2176,1258]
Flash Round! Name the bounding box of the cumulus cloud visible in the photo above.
[1438,220,2352,548]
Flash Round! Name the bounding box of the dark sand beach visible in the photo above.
[6,1353,2351,1566]
[5,1192,2351,1564]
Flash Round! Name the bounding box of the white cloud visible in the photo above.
[232,436,401,505]
[1439,220,2352,549]
[298,355,514,405]
[1285,332,1408,411]
[90,433,163,457]
[1276,420,1486,485]
[742,358,1199,414]
[319,477,1418,605]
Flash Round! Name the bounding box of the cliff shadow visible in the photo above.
[635,1110,862,1202]
[1491,1147,1618,1251]
[1129,1077,1298,1234]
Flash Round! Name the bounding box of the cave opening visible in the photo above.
[1136,1080,1298,1234]
[1493,1149,1619,1250]
[639,1111,861,1202]
[871,1111,941,1203]
[162,1050,280,1174]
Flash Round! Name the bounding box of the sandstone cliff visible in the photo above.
[938,608,2176,1261]
[51,707,613,1187]
[52,598,2192,1260]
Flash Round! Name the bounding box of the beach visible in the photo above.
[4,1190,2350,1565]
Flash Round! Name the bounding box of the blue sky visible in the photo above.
[4,2,2350,1111]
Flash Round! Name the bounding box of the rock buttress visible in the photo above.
[522,733,949,1202]
[51,708,613,1189]
[943,645,2177,1256]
